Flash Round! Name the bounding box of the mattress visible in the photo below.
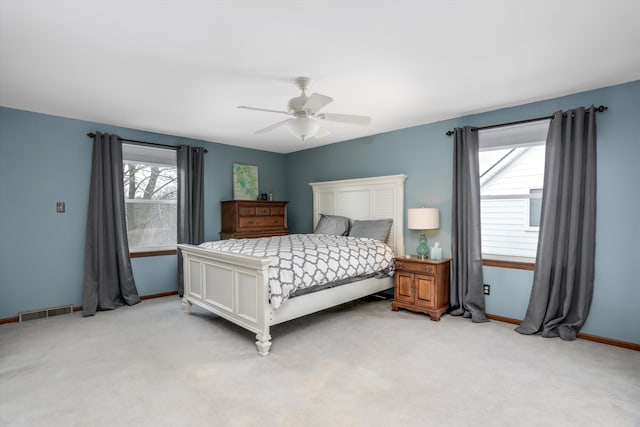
[199,234,395,309]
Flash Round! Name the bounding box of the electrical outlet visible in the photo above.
[56,202,65,213]
[483,284,490,295]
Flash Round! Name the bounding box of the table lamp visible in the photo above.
[407,207,440,259]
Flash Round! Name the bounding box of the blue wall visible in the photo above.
[285,80,640,344]
[0,107,286,319]
[2,81,639,344]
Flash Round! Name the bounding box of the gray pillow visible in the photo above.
[314,214,350,236]
[348,219,393,242]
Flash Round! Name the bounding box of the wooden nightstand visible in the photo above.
[391,257,450,321]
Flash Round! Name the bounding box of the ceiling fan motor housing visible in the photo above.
[288,76,313,115]
[288,96,309,115]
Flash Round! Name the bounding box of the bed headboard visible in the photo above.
[309,174,407,256]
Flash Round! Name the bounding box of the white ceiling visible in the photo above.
[1,1,639,154]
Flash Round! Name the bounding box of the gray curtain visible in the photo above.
[83,132,140,316]
[451,127,489,322]
[177,145,205,296]
[516,106,597,340]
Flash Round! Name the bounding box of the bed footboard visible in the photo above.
[178,244,274,355]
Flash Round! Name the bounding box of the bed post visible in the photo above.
[255,268,273,356]
[255,332,272,356]
[182,296,193,313]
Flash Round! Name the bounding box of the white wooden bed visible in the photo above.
[178,174,407,355]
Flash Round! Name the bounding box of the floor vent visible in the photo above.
[19,305,74,322]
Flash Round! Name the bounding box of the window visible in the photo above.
[528,188,543,228]
[478,120,549,260]
[122,144,177,253]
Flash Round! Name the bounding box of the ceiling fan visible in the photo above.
[238,77,371,141]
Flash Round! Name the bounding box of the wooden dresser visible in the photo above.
[220,200,289,240]
[391,257,450,321]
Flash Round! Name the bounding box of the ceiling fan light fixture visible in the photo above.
[286,116,320,141]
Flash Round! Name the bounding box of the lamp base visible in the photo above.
[416,232,429,259]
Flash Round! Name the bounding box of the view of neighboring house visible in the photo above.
[479,145,545,259]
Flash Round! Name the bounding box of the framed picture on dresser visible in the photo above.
[233,163,259,200]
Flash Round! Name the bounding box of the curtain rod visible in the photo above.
[86,132,208,153]
[445,105,608,136]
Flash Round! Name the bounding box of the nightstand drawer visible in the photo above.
[394,260,435,275]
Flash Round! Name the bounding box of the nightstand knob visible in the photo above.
[425,267,432,272]
[397,263,404,269]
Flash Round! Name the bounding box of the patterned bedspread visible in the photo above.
[199,234,394,309]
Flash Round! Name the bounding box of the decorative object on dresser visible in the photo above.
[220,200,288,240]
[407,207,440,259]
[232,163,259,200]
[392,257,450,321]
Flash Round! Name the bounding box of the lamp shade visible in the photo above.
[407,208,440,230]
[286,116,320,140]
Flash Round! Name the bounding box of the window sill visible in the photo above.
[482,255,535,271]
[130,249,177,258]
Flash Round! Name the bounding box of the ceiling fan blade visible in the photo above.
[303,93,333,113]
[255,118,292,134]
[314,127,331,139]
[238,105,290,115]
[318,113,371,125]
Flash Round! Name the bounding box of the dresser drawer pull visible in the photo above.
[425,267,432,272]
[247,220,254,224]
[397,263,404,269]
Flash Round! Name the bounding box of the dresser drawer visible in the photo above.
[239,216,284,228]
[256,206,271,215]
[395,260,435,275]
[270,206,285,216]
[239,206,274,216]
[239,207,256,216]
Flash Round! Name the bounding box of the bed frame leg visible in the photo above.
[182,297,193,313]
[255,333,272,356]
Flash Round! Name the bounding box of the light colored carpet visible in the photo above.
[1,295,638,427]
